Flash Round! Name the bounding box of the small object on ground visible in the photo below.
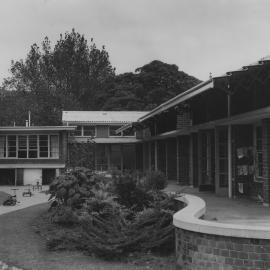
[23,185,33,197]
[32,181,42,192]
[3,195,17,206]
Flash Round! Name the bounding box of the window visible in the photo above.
[18,136,27,158]
[0,136,6,157]
[39,135,49,157]
[29,135,38,158]
[50,135,59,158]
[8,136,16,157]
[0,134,59,159]
[109,126,122,136]
[123,129,135,136]
[74,126,82,136]
[83,126,95,137]
[256,126,263,177]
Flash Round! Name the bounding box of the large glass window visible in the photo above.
[39,135,49,158]
[74,126,82,136]
[29,135,38,158]
[83,126,95,137]
[8,136,16,157]
[50,135,59,158]
[0,134,59,159]
[18,136,27,158]
[0,136,6,158]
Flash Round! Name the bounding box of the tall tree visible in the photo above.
[101,60,201,110]
[2,29,115,125]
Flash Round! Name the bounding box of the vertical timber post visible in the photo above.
[15,168,17,187]
[154,140,158,171]
[228,94,232,198]
[165,140,168,177]
[189,135,193,186]
[148,142,151,171]
[176,137,180,184]
[120,145,124,172]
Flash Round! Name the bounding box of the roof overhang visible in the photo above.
[69,137,141,144]
[0,126,76,132]
[141,106,270,141]
[0,163,66,169]
[63,121,131,125]
[137,79,214,123]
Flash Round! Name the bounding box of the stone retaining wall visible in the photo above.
[176,228,270,270]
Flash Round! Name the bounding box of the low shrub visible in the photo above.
[50,205,79,225]
[113,173,152,211]
[49,167,95,209]
[143,170,168,190]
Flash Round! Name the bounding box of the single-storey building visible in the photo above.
[121,56,270,205]
[0,125,75,185]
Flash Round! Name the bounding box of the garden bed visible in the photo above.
[33,168,178,268]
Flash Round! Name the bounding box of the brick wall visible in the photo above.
[176,228,270,270]
[176,107,192,130]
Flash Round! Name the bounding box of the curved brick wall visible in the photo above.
[176,228,270,270]
[174,194,270,270]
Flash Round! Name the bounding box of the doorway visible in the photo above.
[42,169,56,185]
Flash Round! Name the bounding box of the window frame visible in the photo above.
[82,125,96,137]
[0,134,59,159]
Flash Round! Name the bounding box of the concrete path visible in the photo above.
[0,186,50,270]
[0,186,50,216]
[166,182,270,225]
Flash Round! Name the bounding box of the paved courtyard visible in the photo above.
[0,186,50,215]
[166,182,270,225]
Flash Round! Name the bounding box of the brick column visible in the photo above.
[262,119,270,205]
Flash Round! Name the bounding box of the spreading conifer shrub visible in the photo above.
[46,168,179,259]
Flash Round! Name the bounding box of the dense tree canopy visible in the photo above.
[100,60,200,110]
[0,30,200,125]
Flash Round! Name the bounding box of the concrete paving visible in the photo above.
[0,186,50,216]
[166,182,270,225]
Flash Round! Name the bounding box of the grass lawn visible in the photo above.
[0,203,175,270]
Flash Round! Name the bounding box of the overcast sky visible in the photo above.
[0,0,270,83]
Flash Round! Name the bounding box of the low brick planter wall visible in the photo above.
[173,194,270,270]
[176,228,270,270]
